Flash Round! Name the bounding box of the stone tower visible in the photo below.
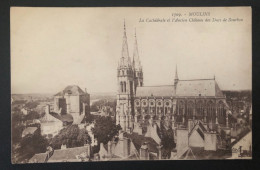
[132,29,143,94]
[116,21,135,131]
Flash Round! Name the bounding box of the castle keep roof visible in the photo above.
[54,85,86,96]
[135,79,224,98]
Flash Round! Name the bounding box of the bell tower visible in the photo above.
[116,21,135,130]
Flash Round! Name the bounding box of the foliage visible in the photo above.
[90,99,116,112]
[50,125,91,149]
[11,112,25,144]
[77,128,92,146]
[84,114,95,124]
[92,116,121,145]
[25,111,43,120]
[25,101,40,109]
[17,128,48,162]
[160,122,176,159]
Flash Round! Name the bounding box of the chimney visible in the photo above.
[157,145,163,160]
[123,138,130,157]
[188,119,195,133]
[61,144,67,150]
[84,143,91,157]
[107,141,112,157]
[111,138,117,155]
[140,142,149,160]
[45,105,50,115]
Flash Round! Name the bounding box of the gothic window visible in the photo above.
[207,101,215,117]
[217,101,225,117]
[187,101,194,117]
[178,101,185,115]
[196,101,204,116]
[124,82,126,92]
[120,82,123,93]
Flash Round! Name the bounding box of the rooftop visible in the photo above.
[29,153,48,163]
[48,146,89,162]
[124,132,159,153]
[135,79,224,98]
[54,85,87,96]
[22,127,38,137]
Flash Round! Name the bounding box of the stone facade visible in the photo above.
[54,85,90,124]
[115,22,231,133]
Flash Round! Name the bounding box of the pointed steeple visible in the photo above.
[133,28,142,71]
[175,64,179,80]
[120,20,131,67]
[174,65,179,86]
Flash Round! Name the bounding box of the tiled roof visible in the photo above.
[186,147,232,159]
[22,127,38,137]
[176,79,224,97]
[136,85,174,97]
[29,153,48,163]
[135,79,224,98]
[125,132,159,153]
[189,120,207,140]
[48,146,89,162]
[230,128,251,147]
[48,112,73,123]
[54,85,86,96]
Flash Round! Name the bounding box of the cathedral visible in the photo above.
[116,22,230,132]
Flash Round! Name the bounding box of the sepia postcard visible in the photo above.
[11,7,252,163]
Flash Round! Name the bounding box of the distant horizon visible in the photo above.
[11,87,252,95]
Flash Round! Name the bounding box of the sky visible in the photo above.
[11,7,252,94]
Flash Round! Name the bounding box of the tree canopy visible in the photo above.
[16,128,48,163]
[50,125,91,149]
[91,116,121,145]
[159,121,176,159]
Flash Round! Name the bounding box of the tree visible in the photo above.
[25,111,42,120]
[17,128,48,162]
[11,112,25,144]
[25,101,39,109]
[77,128,92,146]
[50,125,91,149]
[160,121,176,159]
[91,116,121,145]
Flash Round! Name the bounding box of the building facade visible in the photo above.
[116,23,231,132]
[54,85,90,124]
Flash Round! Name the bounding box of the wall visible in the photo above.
[176,129,189,157]
[67,95,80,113]
[204,132,217,151]
[189,130,204,147]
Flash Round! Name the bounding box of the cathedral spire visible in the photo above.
[133,28,141,70]
[120,19,131,67]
